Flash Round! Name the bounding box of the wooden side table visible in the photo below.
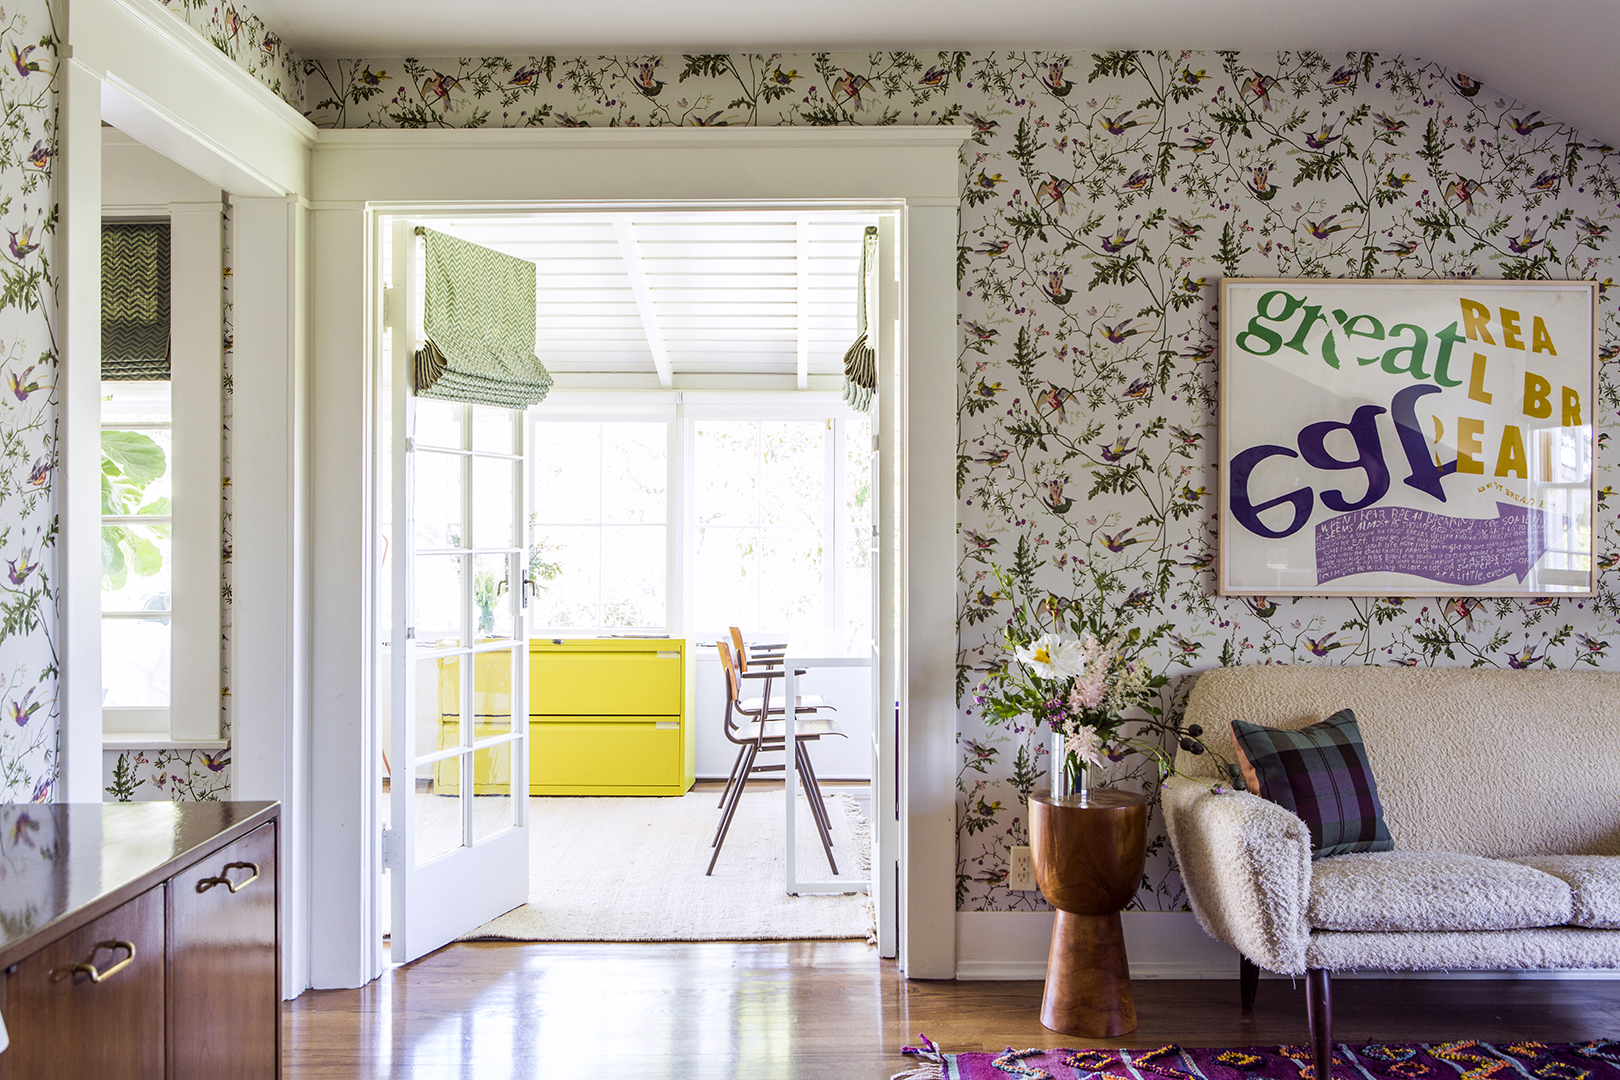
[1029,789,1149,1037]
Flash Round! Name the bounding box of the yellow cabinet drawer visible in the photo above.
[530,650,681,716]
[530,721,681,793]
[433,723,514,795]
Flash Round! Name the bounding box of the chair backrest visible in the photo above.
[728,626,750,672]
[716,639,741,703]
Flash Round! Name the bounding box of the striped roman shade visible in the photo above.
[841,225,878,413]
[102,222,170,381]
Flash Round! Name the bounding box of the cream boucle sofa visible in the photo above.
[1163,666,1620,1069]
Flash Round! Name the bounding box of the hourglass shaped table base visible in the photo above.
[1030,790,1150,1038]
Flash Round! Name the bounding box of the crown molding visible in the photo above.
[88,0,318,149]
[315,124,970,152]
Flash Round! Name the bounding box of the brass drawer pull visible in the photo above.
[52,940,136,984]
[196,861,260,894]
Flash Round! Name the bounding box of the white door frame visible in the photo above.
[61,0,315,996]
[309,126,965,983]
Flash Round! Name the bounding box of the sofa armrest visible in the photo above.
[1161,774,1312,975]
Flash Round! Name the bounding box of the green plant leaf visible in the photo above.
[101,469,125,515]
[102,526,128,589]
[101,429,166,488]
[138,497,171,516]
[130,535,163,577]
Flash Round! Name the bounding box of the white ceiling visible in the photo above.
[255,0,1620,146]
[424,211,876,390]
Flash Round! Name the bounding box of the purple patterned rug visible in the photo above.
[893,1036,1620,1080]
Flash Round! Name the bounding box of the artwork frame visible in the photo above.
[1218,277,1598,598]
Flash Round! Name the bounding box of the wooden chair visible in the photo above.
[709,640,845,876]
[725,625,822,709]
[714,630,828,813]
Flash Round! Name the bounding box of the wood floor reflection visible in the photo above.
[283,940,1620,1079]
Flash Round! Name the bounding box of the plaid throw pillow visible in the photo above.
[1230,709,1393,860]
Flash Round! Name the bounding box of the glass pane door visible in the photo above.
[388,220,530,964]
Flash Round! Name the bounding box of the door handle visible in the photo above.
[196,861,260,894]
[52,940,136,984]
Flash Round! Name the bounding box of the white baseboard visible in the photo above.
[956,911,1237,980]
[954,911,1620,981]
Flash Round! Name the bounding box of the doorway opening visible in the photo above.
[97,124,229,800]
[374,205,900,962]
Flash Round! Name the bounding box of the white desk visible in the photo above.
[780,637,873,896]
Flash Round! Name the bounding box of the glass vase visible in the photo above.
[1049,731,1091,805]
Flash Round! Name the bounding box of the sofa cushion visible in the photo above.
[1231,709,1393,859]
[1308,851,1573,932]
[1508,856,1620,929]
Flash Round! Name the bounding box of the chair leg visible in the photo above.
[708,744,759,875]
[712,746,753,848]
[795,744,838,875]
[797,745,835,846]
[1240,956,1259,1010]
[1305,968,1333,1080]
[718,744,748,809]
[799,747,834,843]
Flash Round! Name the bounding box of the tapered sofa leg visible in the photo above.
[1305,968,1333,1080]
[1240,956,1259,1010]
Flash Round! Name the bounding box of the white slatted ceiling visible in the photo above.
[433,212,874,385]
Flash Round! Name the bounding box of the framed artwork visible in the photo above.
[1218,278,1597,597]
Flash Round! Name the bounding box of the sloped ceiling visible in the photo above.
[251,0,1619,145]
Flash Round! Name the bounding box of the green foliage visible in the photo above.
[105,752,145,802]
[100,430,168,592]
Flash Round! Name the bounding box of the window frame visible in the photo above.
[525,390,869,643]
[99,203,225,750]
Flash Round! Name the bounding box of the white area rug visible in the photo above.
[460,789,873,942]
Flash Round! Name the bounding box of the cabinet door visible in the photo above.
[0,886,166,1080]
[169,823,278,1080]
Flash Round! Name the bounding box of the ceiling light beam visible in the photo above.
[611,216,673,389]
[796,216,811,391]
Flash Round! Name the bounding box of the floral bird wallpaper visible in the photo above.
[0,0,57,806]
[10,10,1620,914]
[155,0,304,110]
[291,50,1620,912]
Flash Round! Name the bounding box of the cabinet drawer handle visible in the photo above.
[52,940,136,984]
[196,860,260,894]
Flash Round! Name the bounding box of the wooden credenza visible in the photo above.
[0,801,279,1079]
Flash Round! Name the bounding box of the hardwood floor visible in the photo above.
[284,940,1620,1079]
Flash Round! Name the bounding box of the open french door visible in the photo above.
[871,213,900,958]
[384,219,530,963]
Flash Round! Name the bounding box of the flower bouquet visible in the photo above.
[972,569,1220,802]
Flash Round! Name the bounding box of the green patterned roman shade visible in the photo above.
[413,226,553,410]
[102,222,170,382]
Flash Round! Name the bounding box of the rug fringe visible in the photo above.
[893,1034,946,1080]
[890,1065,944,1080]
[832,793,880,944]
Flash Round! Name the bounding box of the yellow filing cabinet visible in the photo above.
[529,638,695,796]
[433,647,516,795]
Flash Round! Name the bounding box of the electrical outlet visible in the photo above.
[1008,845,1035,891]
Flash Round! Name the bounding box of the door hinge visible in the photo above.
[383,286,401,329]
[381,826,399,870]
[406,626,416,640]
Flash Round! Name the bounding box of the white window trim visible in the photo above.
[527,392,870,642]
[99,202,224,747]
